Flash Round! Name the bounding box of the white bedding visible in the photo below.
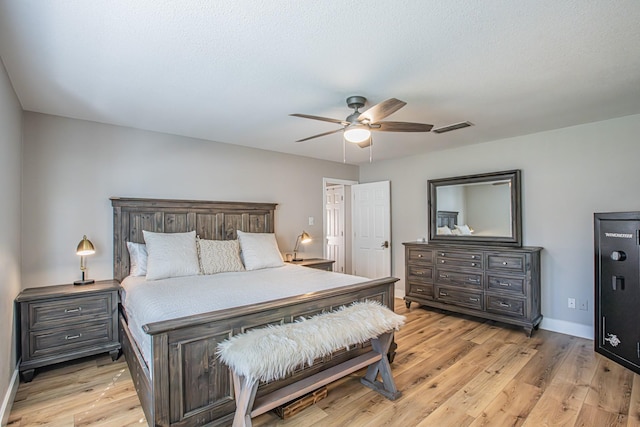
[120,264,369,367]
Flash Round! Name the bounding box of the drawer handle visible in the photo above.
[440,291,448,297]
[417,271,424,275]
[64,307,82,313]
[471,255,477,259]
[65,334,82,340]
[470,297,480,302]
[416,288,424,292]
[468,278,480,283]
[440,274,449,279]
[440,253,445,256]
[418,254,424,258]
[471,262,477,267]
[499,302,511,308]
[498,282,512,287]
[502,262,508,265]
[441,260,446,264]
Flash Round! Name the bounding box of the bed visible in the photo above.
[111,197,399,427]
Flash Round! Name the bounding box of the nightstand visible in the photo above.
[16,280,121,382]
[287,258,335,271]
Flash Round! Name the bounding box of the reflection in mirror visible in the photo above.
[436,179,512,237]
[428,170,522,247]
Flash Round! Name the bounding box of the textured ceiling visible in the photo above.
[1,1,639,164]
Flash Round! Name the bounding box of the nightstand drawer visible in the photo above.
[486,295,525,318]
[409,283,434,300]
[29,320,114,359]
[29,294,112,329]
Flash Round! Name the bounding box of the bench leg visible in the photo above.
[232,373,259,427]
[360,332,401,400]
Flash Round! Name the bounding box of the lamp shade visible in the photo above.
[76,235,95,256]
[344,125,371,143]
[299,231,312,244]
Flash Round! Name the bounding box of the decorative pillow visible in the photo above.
[236,230,284,271]
[142,230,200,280]
[126,242,148,277]
[437,226,453,235]
[197,239,245,274]
[455,224,473,235]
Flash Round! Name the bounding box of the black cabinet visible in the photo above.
[595,212,640,374]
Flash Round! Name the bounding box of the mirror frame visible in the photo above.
[428,169,522,247]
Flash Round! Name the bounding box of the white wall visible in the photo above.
[0,58,22,423]
[21,112,358,288]
[360,114,640,338]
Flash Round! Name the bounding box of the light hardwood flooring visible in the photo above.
[8,299,640,427]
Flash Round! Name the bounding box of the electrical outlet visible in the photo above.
[568,298,576,309]
[579,300,588,311]
[308,216,314,226]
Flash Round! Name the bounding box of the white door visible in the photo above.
[352,181,391,279]
[326,185,345,273]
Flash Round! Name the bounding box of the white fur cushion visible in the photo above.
[197,239,245,274]
[236,230,284,271]
[126,242,148,277]
[143,230,200,280]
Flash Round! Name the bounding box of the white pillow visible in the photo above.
[437,226,453,235]
[197,239,245,274]
[143,230,200,280]
[126,242,148,277]
[455,224,473,235]
[236,230,284,271]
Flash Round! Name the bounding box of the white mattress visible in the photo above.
[120,264,368,367]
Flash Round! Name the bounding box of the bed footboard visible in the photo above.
[121,277,398,427]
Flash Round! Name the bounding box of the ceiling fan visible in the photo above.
[290,96,433,148]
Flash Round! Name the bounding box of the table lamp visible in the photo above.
[292,231,312,261]
[74,235,95,285]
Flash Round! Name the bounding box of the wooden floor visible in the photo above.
[8,299,640,427]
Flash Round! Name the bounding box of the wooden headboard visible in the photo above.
[111,197,277,282]
[437,210,458,229]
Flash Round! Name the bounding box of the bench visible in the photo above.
[217,301,405,427]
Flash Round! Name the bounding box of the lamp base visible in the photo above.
[74,279,95,286]
[292,258,303,262]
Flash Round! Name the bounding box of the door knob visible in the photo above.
[381,241,389,248]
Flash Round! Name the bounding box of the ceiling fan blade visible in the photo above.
[374,121,434,132]
[295,128,343,142]
[357,98,406,123]
[290,113,348,125]
[357,139,372,148]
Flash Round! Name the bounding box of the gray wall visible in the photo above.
[0,58,22,422]
[360,113,640,338]
[21,112,359,288]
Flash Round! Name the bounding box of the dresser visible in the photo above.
[16,280,121,382]
[404,242,542,336]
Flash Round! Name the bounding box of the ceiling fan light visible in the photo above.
[344,127,371,143]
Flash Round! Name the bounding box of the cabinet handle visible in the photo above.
[416,288,424,292]
[440,253,445,256]
[470,297,480,302]
[471,262,477,267]
[502,262,508,265]
[498,282,511,287]
[440,291,448,297]
[64,307,82,313]
[441,260,446,264]
[418,254,424,258]
[65,334,82,340]
[468,278,479,283]
[471,255,477,259]
[440,274,449,279]
[499,302,511,308]
[417,271,424,275]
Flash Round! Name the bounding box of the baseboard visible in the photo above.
[0,364,19,427]
[539,317,593,340]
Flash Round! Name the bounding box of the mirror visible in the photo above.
[428,170,522,246]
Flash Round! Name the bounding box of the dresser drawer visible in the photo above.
[435,250,482,262]
[436,256,482,270]
[486,295,525,318]
[409,283,434,300]
[29,294,113,330]
[487,274,525,295]
[408,265,433,281]
[28,320,114,359]
[435,269,483,289]
[407,247,433,264]
[487,254,526,273]
[436,286,483,310]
